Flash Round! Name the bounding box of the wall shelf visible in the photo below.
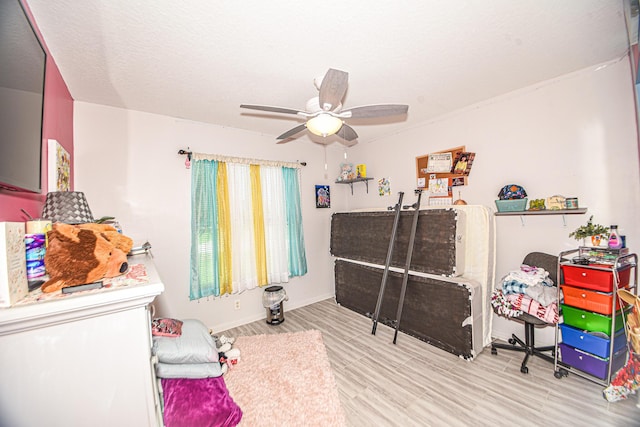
[495,207,587,226]
[494,208,587,217]
[335,177,373,195]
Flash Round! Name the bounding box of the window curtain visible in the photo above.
[190,154,307,299]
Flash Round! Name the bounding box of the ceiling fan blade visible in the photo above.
[337,123,358,142]
[340,104,409,119]
[276,123,308,142]
[319,69,348,111]
[240,104,303,115]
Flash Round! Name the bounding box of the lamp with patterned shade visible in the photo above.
[41,191,95,224]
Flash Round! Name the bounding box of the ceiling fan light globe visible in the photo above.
[306,114,343,137]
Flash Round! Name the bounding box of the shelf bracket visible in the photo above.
[519,214,568,226]
[335,177,372,195]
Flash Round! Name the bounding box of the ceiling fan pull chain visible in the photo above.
[324,146,328,179]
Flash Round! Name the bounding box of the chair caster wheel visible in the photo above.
[520,366,529,374]
[554,368,568,379]
[508,338,517,345]
[491,347,497,355]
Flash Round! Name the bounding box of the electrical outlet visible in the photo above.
[234,300,240,310]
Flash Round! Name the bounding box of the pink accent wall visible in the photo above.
[0,1,74,222]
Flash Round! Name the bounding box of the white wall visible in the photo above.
[73,107,348,332]
[341,58,640,346]
[74,57,639,347]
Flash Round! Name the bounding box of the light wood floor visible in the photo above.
[221,298,639,427]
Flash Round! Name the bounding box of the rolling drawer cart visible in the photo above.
[554,248,637,386]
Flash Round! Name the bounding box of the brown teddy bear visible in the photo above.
[75,222,133,254]
[41,223,133,293]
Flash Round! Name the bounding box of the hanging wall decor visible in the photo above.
[315,185,330,208]
[378,177,391,196]
[47,139,70,192]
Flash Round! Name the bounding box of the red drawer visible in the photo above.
[561,285,628,315]
[561,265,630,292]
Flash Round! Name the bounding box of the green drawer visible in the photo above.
[561,304,627,336]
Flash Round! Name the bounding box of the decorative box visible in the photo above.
[560,285,627,315]
[559,324,627,359]
[558,343,627,380]
[546,195,566,210]
[495,198,527,212]
[561,264,631,292]
[561,304,627,336]
[0,222,28,307]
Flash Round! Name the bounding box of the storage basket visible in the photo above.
[561,264,631,292]
[561,304,627,336]
[495,198,527,212]
[561,285,627,315]
[618,288,640,353]
[558,343,627,380]
[559,323,627,359]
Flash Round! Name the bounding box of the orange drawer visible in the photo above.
[561,285,627,315]
[561,264,631,292]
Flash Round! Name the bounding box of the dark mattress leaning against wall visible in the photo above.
[334,260,475,359]
[330,209,462,276]
[330,208,479,359]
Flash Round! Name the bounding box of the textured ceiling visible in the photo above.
[24,0,631,145]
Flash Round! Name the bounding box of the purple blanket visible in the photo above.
[162,377,242,427]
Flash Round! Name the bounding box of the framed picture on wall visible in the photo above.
[451,152,475,176]
[47,139,70,192]
[315,185,330,208]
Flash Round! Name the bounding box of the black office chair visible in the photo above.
[491,252,558,374]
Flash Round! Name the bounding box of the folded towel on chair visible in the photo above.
[491,289,559,324]
[501,264,556,306]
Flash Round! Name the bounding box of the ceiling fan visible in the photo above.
[240,68,409,145]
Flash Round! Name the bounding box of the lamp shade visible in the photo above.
[306,113,343,137]
[42,191,95,224]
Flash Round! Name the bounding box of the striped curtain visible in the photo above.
[190,157,307,299]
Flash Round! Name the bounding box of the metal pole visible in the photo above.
[371,191,404,335]
[393,189,423,344]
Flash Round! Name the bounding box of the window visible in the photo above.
[189,154,307,299]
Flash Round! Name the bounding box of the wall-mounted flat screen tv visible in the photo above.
[0,0,46,193]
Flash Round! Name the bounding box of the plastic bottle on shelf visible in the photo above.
[608,225,623,249]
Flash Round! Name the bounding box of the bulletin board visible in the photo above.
[415,146,467,189]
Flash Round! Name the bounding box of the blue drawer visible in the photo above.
[559,324,627,359]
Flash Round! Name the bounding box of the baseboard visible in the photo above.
[213,292,336,333]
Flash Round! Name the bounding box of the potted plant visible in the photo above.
[569,215,609,246]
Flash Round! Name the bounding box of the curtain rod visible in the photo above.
[177,149,306,168]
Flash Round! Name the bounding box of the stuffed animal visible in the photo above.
[76,222,134,254]
[211,334,240,374]
[218,343,240,375]
[41,223,133,293]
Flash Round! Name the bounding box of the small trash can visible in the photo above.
[262,285,288,325]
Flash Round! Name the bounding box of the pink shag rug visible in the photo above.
[224,330,346,426]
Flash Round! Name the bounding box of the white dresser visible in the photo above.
[0,253,164,427]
